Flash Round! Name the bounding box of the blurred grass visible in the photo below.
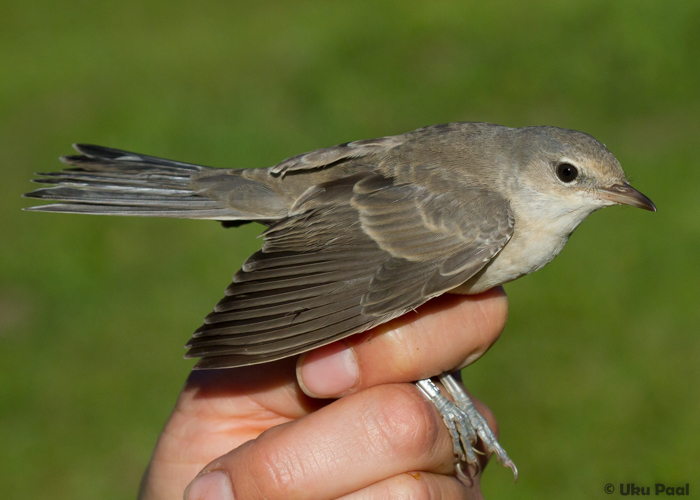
[1,0,699,498]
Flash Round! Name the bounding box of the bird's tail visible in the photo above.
[23,144,267,220]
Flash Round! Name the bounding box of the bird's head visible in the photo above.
[510,126,655,225]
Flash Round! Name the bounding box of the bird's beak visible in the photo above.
[598,183,657,212]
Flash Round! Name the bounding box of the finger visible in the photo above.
[297,287,508,398]
[185,384,460,500]
[336,471,483,500]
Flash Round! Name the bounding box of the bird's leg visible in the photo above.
[415,375,518,482]
[415,378,479,466]
[439,373,518,480]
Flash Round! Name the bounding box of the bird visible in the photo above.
[23,121,656,480]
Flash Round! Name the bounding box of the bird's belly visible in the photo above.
[451,228,569,295]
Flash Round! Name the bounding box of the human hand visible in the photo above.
[138,287,509,500]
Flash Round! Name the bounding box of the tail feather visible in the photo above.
[26,185,221,207]
[23,144,267,220]
[66,144,205,171]
[31,174,191,190]
[23,203,241,218]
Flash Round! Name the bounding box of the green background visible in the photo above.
[1,1,698,498]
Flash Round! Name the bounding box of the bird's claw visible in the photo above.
[416,376,518,482]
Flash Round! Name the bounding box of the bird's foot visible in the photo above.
[415,375,518,482]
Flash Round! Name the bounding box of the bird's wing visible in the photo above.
[186,171,514,369]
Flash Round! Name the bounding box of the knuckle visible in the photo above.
[369,326,419,376]
[367,386,440,460]
[382,474,435,500]
[245,434,303,499]
[478,287,509,337]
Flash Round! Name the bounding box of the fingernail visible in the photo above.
[297,342,359,397]
[184,470,235,500]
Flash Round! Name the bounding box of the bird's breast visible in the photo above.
[452,216,574,295]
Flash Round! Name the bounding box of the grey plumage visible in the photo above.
[23,122,654,370]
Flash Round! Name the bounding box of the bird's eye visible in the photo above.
[556,163,578,183]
